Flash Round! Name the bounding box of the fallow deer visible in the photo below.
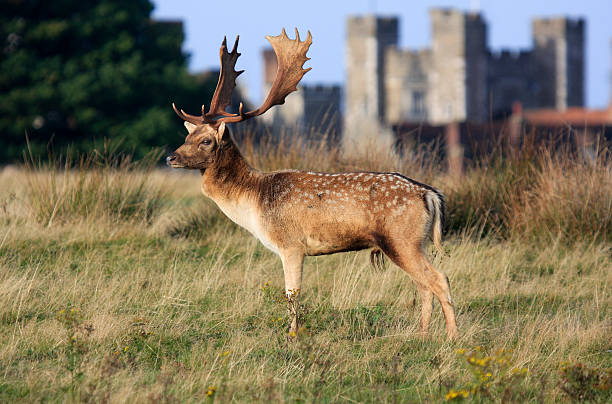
[166,29,458,339]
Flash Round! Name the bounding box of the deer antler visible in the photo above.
[172,29,312,127]
[206,36,244,120]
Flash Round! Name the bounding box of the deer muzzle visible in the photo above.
[166,153,183,168]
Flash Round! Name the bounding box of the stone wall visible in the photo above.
[302,85,342,139]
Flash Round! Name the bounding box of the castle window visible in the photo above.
[411,90,424,115]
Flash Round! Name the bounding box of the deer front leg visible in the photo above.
[280,250,304,339]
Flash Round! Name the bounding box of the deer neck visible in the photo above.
[199,143,272,247]
[200,142,262,209]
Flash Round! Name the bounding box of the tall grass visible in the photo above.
[23,144,168,227]
[443,139,612,244]
[510,149,612,243]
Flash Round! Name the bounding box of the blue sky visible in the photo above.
[152,0,612,108]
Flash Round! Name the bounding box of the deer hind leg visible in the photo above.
[421,257,458,339]
[381,241,458,339]
[417,286,434,334]
[279,250,304,338]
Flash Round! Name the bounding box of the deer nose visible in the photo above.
[166,154,177,166]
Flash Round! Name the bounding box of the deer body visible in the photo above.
[167,30,458,339]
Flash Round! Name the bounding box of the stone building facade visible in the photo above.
[345,9,585,134]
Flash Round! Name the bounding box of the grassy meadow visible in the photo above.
[0,133,611,402]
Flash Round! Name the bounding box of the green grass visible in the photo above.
[0,136,610,402]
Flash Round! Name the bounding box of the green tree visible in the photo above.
[0,0,216,162]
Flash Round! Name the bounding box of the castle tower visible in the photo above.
[532,17,585,110]
[429,9,488,124]
[344,16,398,150]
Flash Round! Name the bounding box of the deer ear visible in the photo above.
[184,121,197,133]
[215,121,226,142]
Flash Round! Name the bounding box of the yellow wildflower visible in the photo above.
[445,390,459,400]
[445,389,469,401]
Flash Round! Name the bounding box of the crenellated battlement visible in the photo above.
[488,49,532,63]
[344,8,585,130]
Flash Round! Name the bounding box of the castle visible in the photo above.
[344,9,585,146]
[257,8,590,150]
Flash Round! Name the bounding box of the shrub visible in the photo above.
[446,347,531,402]
[559,363,612,402]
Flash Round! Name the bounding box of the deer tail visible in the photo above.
[424,188,446,256]
[369,248,386,272]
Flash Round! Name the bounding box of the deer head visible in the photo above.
[166,29,312,170]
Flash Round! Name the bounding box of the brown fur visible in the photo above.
[167,123,458,339]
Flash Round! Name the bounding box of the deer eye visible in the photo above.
[199,139,212,149]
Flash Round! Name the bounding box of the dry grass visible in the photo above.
[0,133,610,402]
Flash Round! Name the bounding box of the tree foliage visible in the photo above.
[0,0,216,162]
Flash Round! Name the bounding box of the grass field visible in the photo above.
[0,136,610,402]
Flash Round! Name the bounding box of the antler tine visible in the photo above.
[204,35,243,121]
[218,28,312,124]
[231,36,239,53]
[172,103,202,125]
[181,108,203,122]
